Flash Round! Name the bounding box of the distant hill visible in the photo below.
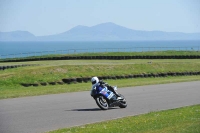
[1,22,200,41]
[0,31,36,41]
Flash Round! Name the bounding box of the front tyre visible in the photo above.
[118,94,127,108]
[95,96,109,110]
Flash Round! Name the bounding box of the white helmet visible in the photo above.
[91,77,99,86]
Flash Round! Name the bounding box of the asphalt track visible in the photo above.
[0,81,200,133]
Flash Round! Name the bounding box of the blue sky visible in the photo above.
[0,0,200,36]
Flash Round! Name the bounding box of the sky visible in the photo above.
[0,0,200,36]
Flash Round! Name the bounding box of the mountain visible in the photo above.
[0,31,36,41]
[1,22,200,41]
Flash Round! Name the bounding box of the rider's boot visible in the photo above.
[114,91,122,100]
[108,86,122,100]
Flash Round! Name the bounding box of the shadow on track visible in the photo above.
[72,108,101,111]
[67,107,118,111]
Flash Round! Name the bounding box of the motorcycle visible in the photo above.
[91,86,127,110]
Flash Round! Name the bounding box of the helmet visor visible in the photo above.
[92,81,96,84]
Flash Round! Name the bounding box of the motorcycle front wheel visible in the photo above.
[118,94,127,108]
[95,96,109,110]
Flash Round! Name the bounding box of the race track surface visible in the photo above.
[0,81,200,133]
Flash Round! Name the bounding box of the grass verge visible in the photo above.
[1,59,200,85]
[0,75,200,99]
[1,51,200,61]
[0,58,200,99]
[48,104,200,133]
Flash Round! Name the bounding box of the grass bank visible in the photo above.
[71,51,200,56]
[48,104,200,133]
[1,59,200,85]
[0,54,200,99]
[1,51,200,62]
[0,75,200,99]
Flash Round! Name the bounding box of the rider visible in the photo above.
[90,76,122,99]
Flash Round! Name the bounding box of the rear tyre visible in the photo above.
[95,96,109,110]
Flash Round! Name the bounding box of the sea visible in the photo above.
[0,40,200,59]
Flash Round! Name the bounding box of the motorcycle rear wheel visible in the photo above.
[95,96,109,110]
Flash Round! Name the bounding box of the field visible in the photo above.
[0,51,200,99]
[1,51,200,62]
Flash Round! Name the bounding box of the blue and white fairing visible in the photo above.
[91,86,115,100]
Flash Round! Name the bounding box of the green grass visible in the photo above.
[71,51,200,56]
[0,59,200,99]
[1,58,200,66]
[0,75,200,99]
[1,51,200,61]
[1,59,200,85]
[48,104,200,133]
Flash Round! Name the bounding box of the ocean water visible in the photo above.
[0,41,200,58]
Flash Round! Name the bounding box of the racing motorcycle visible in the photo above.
[91,86,127,110]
